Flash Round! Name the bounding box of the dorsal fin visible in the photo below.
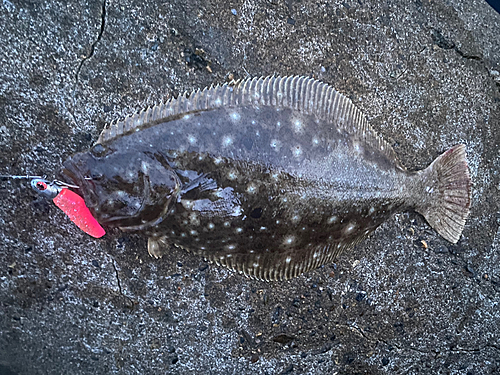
[96,76,400,166]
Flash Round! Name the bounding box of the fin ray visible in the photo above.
[193,242,350,281]
[96,76,400,165]
[416,144,471,243]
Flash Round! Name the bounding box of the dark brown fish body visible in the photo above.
[61,76,471,281]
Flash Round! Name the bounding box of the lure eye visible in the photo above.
[35,181,47,191]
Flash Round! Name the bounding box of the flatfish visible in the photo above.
[59,76,471,281]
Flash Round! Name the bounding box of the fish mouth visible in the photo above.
[59,158,99,210]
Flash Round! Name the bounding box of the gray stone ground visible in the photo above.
[1,0,499,374]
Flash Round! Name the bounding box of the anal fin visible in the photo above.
[201,242,348,281]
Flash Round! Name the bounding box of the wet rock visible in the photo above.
[0,0,499,374]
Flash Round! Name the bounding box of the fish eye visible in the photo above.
[250,207,263,219]
[91,144,107,157]
[90,171,104,180]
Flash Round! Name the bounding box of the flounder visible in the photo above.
[60,76,471,281]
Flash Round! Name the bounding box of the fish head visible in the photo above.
[60,144,181,230]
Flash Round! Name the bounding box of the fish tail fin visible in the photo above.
[415,144,471,243]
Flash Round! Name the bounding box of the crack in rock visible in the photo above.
[344,323,499,356]
[108,254,134,306]
[110,257,123,295]
[70,0,107,125]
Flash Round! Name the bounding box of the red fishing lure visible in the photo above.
[30,178,105,238]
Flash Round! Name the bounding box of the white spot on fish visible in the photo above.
[260,226,267,231]
[328,216,338,224]
[353,142,362,154]
[208,223,215,230]
[222,136,233,147]
[190,230,198,236]
[313,252,319,259]
[293,145,303,157]
[214,157,223,165]
[181,232,187,237]
[344,223,356,234]
[312,137,320,145]
[293,119,304,133]
[270,139,281,151]
[190,213,200,226]
[228,170,238,180]
[141,161,150,173]
[230,112,241,121]
[286,256,292,264]
[277,121,281,128]
[183,114,191,120]
[236,227,243,233]
[252,120,256,125]
[246,184,258,194]
[215,98,222,106]
[368,207,375,215]
[291,215,301,223]
[284,235,295,245]
[227,244,236,250]
[188,135,197,145]
[253,262,259,268]
[181,199,194,210]
[224,221,231,227]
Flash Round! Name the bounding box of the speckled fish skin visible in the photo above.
[61,76,471,281]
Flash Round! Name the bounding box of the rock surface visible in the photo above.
[1,0,499,374]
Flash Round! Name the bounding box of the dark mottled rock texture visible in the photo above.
[1,0,499,374]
